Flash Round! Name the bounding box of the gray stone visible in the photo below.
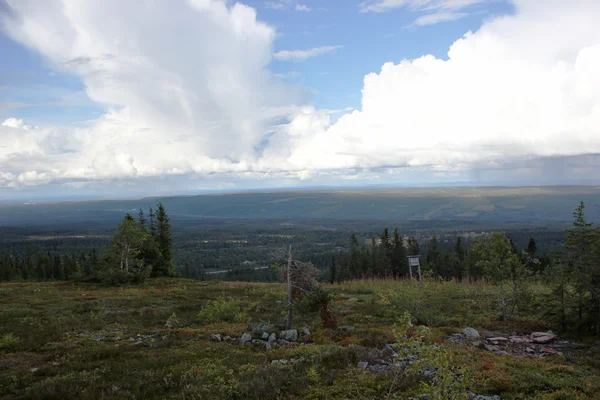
[262,332,270,340]
[423,366,437,379]
[462,327,480,339]
[164,320,174,329]
[251,339,264,345]
[299,327,311,337]
[469,394,502,400]
[484,344,499,352]
[357,361,369,369]
[531,331,554,338]
[487,337,509,342]
[340,325,355,332]
[223,335,231,342]
[532,335,556,344]
[211,334,222,342]
[279,329,298,342]
[240,333,252,343]
[381,344,398,358]
[268,333,277,343]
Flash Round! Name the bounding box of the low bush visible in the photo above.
[197,296,250,323]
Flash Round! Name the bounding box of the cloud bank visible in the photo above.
[1,0,600,190]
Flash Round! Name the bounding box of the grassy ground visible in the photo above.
[1,278,599,399]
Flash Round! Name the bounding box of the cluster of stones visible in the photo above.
[210,323,311,349]
[448,327,576,357]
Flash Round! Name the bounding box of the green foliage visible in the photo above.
[472,232,530,320]
[393,311,470,400]
[197,295,250,323]
[0,333,19,350]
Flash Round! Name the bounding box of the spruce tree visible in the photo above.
[154,203,175,277]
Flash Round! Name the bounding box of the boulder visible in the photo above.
[509,336,531,344]
[469,394,502,400]
[462,327,480,339]
[299,327,311,337]
[211,334,222,342]
[262,332,270,340]
[531,331,554,338]
[487,337,509,342]
[240,333,252,343]
[357,361,369,369]
[279,329,298,342]
[268,333,277,344]
[532,335,556,344]
[542,347,559,355]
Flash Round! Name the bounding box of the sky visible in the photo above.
[1,0,600,199]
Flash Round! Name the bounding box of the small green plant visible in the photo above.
[0,333,20,349]
[165,312,180,328]
[389,311,470,400]
[197,296,249,323]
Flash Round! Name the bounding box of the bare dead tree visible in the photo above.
[271,245,320,329]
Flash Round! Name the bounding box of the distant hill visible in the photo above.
[1,186,599,226]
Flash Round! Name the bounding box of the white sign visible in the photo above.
[408,256,420,267]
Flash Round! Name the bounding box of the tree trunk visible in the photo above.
[509,278,519,321]
[499,280,508,320]
[285,245,293,330]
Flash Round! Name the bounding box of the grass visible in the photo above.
[0,278,598,399]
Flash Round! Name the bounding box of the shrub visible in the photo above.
[198,296,249,323]
[0,333,19,350]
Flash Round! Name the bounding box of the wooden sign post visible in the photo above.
[407,255,421,282]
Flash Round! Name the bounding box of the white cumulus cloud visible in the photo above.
[1,0,600,190]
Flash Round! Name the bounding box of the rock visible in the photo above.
[531,331,554,338]
[211,334,222,342]
[348,298,359,302]
[266,341,273,350]
[268,333,277,344]
[277,339,291,346]
[496,351,510,356]
[381,344,398,358]
[357,361,369,369]
[240,333,252,343]
[279,329,298,342]
[340,325,355,332]
[462,327,480,339]
[248,323,276,335]
[542,347,559,354]
[30,368,39,373]
[262,332,270,340]
[482,331,509,339]
[532,335,556,344]
[164,320,174,329]
[487,337,509,342]
[299,327,311,337]
[423,366,437,379]
[223,335,231,342]
[469,393,502,400]
[472,340,482,347]
[251,339,264,345]
[509,336,531,344]
[484,344,499,352]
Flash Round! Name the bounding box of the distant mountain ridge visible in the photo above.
[1,186,599,226]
